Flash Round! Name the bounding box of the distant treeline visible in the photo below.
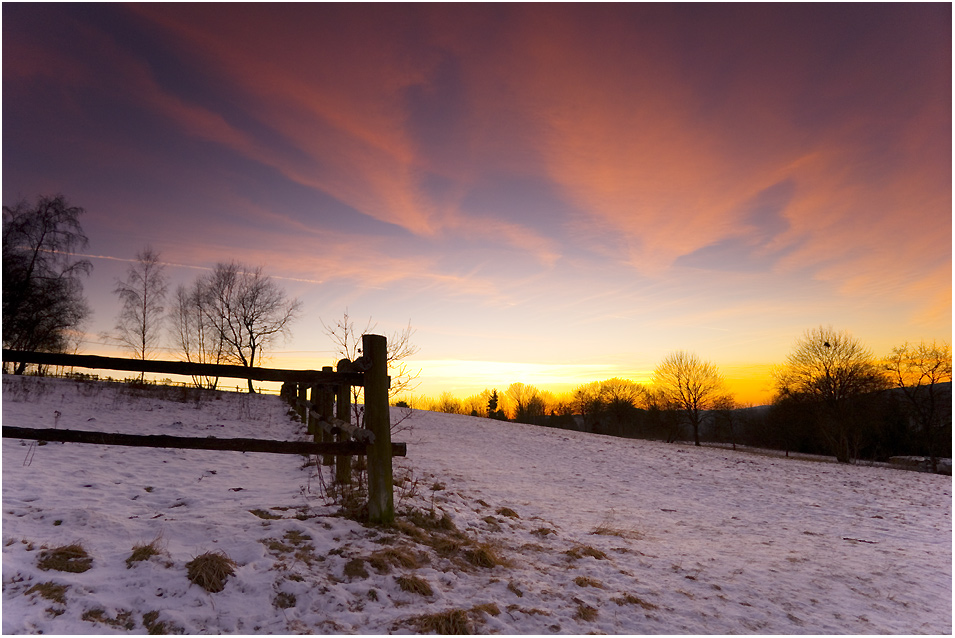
[404,382,952,469]
[399,329,952,471]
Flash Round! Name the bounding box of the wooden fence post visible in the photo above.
[297,384,309,431]
[321,368,335,466]
[363,333,393,524]
[335,376,352,485]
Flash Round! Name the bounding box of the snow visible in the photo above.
[2,375,951,634]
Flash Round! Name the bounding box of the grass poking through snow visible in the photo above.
[37,544,92,573]
[186,551,236,593]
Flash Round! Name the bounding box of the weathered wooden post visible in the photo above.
[363,333,393,524]
[321,368,335,466]
[307,385,320,436]
[335,377,352,485]
[297,384,309,431]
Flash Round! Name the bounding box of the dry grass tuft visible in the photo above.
[506,604,550,616]
[344,558,369,579]
[507,580,524,597]
[612,593,659,610]
[496,507,519,518]
[564,545,608,561]
[410,609,472,634]
[142,610,179,635]
[249,508,282,520]
[406,508,458,533]
[464,543,507,569]
[26,582,69,604]
[575,602,599,622]
[82,608,136,630]
[369,547,420,573]
[591,524,644,540]
[471,602,501,616]
[591,510,643,539]
[396,574,434,596]
[574,576,605,588]
[531,527,556,537]
[37,543,92,573]
[126,538,163,568]
[274,591,297,609]
[186,551,236,593]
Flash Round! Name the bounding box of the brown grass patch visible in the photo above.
[249,508,282,520]
[471,602,501,616]
[37,544,92,573]
[564,545,608,560]
[464,543,507,568]
[396,574,434,596]
[26,582,69,604]
[142,610,180,635]
[575,602,599,622]
[126,539,162,568]
[409,609,473,634]
[369,547,420,573]
[405,508,458,533]
[612,593,658,610]
[574,576,604,588]
[344,558,369,579]
[186,551,236,593]
[506,604,550,616]
[274,591,297,609]
[496,507,519,518]
[531,527,556,537]
[507,580,524,597]
[82,608,136,630]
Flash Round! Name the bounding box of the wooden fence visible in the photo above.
[1,334,400,524]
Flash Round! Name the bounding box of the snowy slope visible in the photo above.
[2,376,951,634]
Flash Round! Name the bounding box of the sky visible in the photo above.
[3,4,951,406]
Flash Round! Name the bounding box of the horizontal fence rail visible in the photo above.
[2,426,407,457]
[1,349,365,386]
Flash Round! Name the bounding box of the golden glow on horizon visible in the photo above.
[407,359,776,407]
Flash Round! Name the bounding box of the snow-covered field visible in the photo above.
[2,376,951,634]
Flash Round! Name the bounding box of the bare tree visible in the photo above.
[111,247,168,378]
[653,351,726,446]
[885,340,952,472]
[204,262,301,392]
[773,326,887,462]
[2,195,92,372]
[170,280,227,389]
[322,310,421,412]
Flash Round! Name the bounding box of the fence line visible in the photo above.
[1,349,365,386]
[2,335,398,524]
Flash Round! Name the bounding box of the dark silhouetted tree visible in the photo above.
[506,382,545,424]
[2,195,92,372]
[773,326,888,462]
[884,340,952,471]
[653,351,726,446]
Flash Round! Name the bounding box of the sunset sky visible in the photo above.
[3,4,951,405]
